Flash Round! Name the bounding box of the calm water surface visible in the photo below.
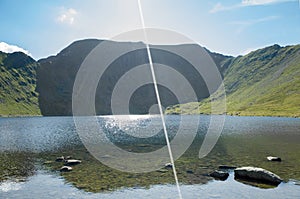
[0,115,299,198]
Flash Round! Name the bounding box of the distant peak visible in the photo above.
[266,44,281,49]
[3,51,36,69]
[0,42,31,56]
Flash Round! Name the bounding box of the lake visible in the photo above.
[0,115,299,198]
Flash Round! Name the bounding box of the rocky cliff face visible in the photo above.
[36,39,101,116]
[36,39,230,116]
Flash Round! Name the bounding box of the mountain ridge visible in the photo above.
[166,44,300,117]
[36,39,229,115]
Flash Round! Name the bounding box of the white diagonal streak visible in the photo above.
[137,0,183,199]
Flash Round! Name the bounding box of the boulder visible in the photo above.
[64,159,82,166]
[60,166,72,172]
[234,167,282,185]
[267,156,281,162]
[56,156,65,162]
[65,156,72,160]
[164,163,173,169]
[209,170,229,181]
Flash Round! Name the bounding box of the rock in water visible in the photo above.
[165,163,173,169]
[60,166,72,172]
[186,170,194,174]
[157,169,168,173]
[43,161,53,164]
[209,170,229,181]
[64,159,82,166]
[267,156,281,162]
[56,156,65,162]
[234,167,282,185]
[218,165,237,170]
[65,156,72,160]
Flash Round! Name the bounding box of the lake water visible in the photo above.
[0,115,299,198]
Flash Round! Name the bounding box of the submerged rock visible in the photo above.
[234,166,282,185]
[267,156,281,162]
[157,169,169,173]
[209,170,229,181]
[186,170,194,174]
[64,159,82,166]
[101,154,111,159]
[218,165,237,170]
[60,166,72,172]
[43,161,53,164]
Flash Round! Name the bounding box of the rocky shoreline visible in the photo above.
[45,154,287,189]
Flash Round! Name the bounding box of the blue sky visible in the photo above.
[0,0,299,59]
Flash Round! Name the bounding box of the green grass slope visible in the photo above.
[166,44,300,117]
[0,51,40,116]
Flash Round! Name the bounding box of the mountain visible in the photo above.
[36,39,230,116]
[0,39,299,117]
[165,44,300,117]
[0,51,40,116]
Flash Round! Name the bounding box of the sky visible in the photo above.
[0,0,299,59]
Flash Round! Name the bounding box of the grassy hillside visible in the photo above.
[0,51,40,116]
[165,44,300,117]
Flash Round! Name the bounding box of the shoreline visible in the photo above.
[0,114,299,119]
